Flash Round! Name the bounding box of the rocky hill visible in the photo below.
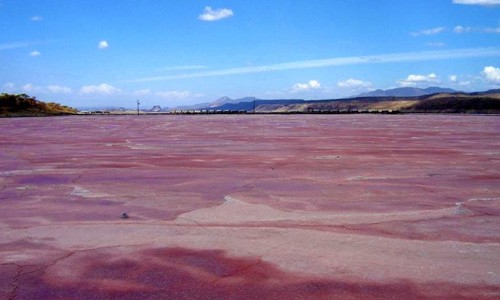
[0,93,77,117]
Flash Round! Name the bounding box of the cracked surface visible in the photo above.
[0,115,499,299]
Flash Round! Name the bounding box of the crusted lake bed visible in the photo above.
[0,114,499,299]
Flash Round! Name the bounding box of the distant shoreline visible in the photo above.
[2,91,499,117]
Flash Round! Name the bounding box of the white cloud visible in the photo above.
[154,90,200,99]
[453,25,473,34]
[448,75,471,86]
[453,25,500,34]
[482,66,500,84]
[133,89,152,96]
[29,50,41,57]
[411,27,446,36]
[3,82,16,92]
[399,73,439,87]
[0,41,42,51]
[337,79,372,89]
[427,42,446,47]
[133,89,201,100]
[22,84,35,92]
[452,0,500,6]
[128,47,500,83]
[198,6,233,21]
[46,85,72,94]
[31,16,43,21]
[160,65,208,71]
[98,40,109,49]
[292,80,321,92]
[2,83,73,94]
[484,27,500,33]
[80,83,121,94]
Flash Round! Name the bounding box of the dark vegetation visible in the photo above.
[0,93,77,117]
[409,96,500,113]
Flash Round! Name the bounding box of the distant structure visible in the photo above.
[136,99,140,115]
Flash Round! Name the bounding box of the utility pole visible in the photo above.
[136,99,140,116]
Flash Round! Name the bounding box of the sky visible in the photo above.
[1,0,499,109]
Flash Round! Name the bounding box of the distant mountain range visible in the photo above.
[469,88,500,95]
[77,106,129,112]
[170,96,305,112]
[209,96,259,107]
[171,87,463,112]
[170,96,258,111]
[357,87,459,97]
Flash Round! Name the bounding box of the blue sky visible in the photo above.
[1,0,499,108]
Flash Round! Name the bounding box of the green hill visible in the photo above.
[0,93,77,117]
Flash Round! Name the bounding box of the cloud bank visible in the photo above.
[3,83,72,94]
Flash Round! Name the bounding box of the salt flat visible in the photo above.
[0,115,499,299]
